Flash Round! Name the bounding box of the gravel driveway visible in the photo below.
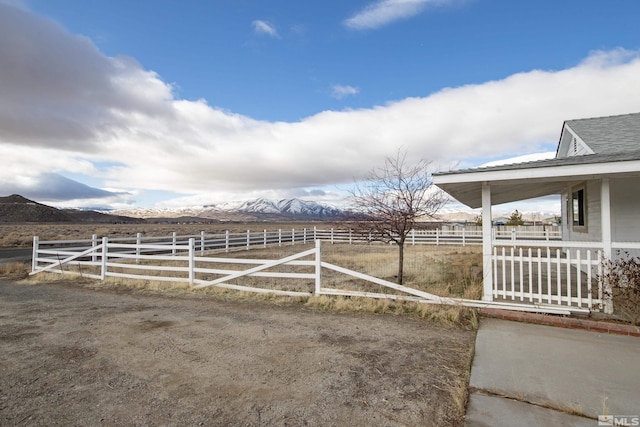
[0,279,474,426]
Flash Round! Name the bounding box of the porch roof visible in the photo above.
[432,152,640,208]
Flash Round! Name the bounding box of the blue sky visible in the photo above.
[26,0,639,121]
[1,0,640,213]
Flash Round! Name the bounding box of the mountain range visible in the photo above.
[0,194,559,224]
[108,197,346,222]
[0,195,347,223]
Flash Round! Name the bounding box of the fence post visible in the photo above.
[101,237,108,280]
[411,229,415,245]
[92,234,98,263]
[225,230,229,252]
[201,231,205,255]
[303,228,307,244]
[263,230,267,247]
[462,229,466,247]
[291,229,295,246]
[188,238,195,285]
[279,229,282,247]
[32,236,39,272]
[246,230,250,250]
[313,226,317,240]
[315,239,322,295]
[331,228,334,244]
[436,229,440,246]
[172,232,177,256]
[136,233,142,264]
[349,229,353,245]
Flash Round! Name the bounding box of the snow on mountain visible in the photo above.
[108,198,345,220]
[233,198,342,217]
[235,198,282,214]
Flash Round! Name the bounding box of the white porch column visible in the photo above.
[601,177,613,314]
[481,182,493,301]
[601,177,612,259]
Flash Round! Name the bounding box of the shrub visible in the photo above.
[600,253,640,325]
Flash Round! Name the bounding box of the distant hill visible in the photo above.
[60,209,146,224]
[0,195,145,224]
[0,195,76,223]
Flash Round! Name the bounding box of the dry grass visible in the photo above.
[305,294,479,330]
[0,262,29,280]
[320,243,483,298]
[0,222,333,248]
[445,343,476,414]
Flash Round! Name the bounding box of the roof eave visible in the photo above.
[433,160,640,209]
[433,159,640,185]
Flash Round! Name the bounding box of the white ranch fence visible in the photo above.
[31,226,560,275]
[491,240,640,313]
[30,225,586,315]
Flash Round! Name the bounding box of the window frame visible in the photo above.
[570,183,587,232]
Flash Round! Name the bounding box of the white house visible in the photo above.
[433,112,640,314]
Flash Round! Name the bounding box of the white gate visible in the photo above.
[31,237,587,315]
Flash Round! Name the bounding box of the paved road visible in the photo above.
[0,247,31,264]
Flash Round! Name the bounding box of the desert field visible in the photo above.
[0,222,338,248]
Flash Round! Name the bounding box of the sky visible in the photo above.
[1,0,640,214]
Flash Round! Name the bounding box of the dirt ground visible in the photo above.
[0,279,475,426]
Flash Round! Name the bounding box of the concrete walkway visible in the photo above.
[465,317,640,426]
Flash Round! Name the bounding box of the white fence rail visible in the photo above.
[490,240,639,312]
[31,226,561,275]
[31,225,560,268]
[31,237,585,315]
[32,225,584,316]
[492,241,603,310]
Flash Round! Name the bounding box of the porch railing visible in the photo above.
[491,241,640,311]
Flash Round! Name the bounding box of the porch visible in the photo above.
[434,164,640,315]
[490,241,604,311]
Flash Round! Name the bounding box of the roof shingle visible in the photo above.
[565,112,640,155]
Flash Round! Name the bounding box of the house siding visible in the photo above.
[557,126,594,158]
[611,177,640,244]
[565,179,601,243]
[563,177,640,246]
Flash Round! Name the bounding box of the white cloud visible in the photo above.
[331,84,360,99]
[92,43,640,198]
[1,172,123,201]
[252,20,279,38]
[344,0,455,30]
[2,3,640,208]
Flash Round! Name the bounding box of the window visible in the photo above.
[571,186,586,229]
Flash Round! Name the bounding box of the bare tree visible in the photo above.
[349,149,448,285]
